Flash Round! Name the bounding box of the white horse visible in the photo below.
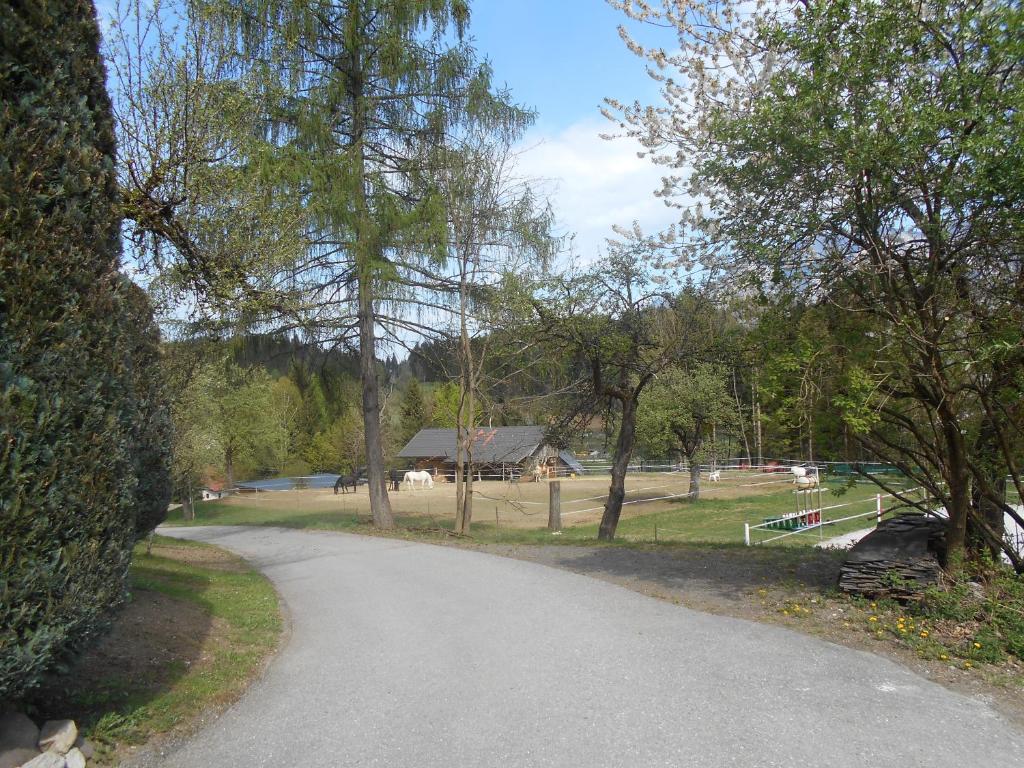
[403,470,434,490]
[707,470,721,482]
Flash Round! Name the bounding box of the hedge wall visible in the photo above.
[122,280,174,539]
[1,0,170,699]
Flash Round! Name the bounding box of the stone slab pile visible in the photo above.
[838,513,948,598]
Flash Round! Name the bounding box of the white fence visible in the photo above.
[744,488,929,546]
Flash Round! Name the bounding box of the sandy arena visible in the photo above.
[222,470,793,529]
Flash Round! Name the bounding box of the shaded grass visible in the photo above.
[26,536,281,764]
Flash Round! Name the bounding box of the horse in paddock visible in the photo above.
[334,470,360,494]
[403,470,434,490]
[707,470,721,482]
[389,469,403,492]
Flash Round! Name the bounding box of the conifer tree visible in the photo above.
[210,0,529,527]
[399,379,429,446]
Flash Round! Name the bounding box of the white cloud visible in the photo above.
[513,117,680,264]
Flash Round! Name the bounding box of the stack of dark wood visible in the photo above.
[838,514,948,599]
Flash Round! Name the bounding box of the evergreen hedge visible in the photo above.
[123,280,174,539]
[1,0,170,699]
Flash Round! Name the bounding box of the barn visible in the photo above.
[396,426,585,481]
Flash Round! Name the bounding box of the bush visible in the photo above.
[0,0,169,699]
[122,280,174,539]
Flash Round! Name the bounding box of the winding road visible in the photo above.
[156,526,1022,767]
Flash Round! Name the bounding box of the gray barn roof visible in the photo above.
[559,450,586,474]
[397,426,546,464]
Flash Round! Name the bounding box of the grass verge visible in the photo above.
[23,535,281,765]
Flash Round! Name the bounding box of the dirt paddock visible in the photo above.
[223,470,793,529]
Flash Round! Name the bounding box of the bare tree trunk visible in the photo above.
[733,369,751,464]
[181,493,195,521]
[357,276,394,529]
[348,6,393,531]
[453,258,475,535]
[460,385,475,533]
[598,400,637,541]
[688,458,701,501]
[225,447,234,490]
[754,368,763,466]
[969,412,1006,561]
[455,429,466,529]
[942,416,971,568]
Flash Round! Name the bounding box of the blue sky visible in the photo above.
[469,1,664,133]
[468,1,680,260]
[97,0,682,263]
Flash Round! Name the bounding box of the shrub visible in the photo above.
[0,0,169,699]
[122,280,174,539]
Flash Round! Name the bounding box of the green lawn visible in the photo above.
[169,479,911,549]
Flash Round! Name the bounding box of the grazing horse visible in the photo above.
[389,469,403,492]
[403,470,434,490]
[334,471,359,494]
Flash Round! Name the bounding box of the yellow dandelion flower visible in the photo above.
[920,631,929,638]
[940,654,949,660]
[868,616,878,622]
[973,642,981,649]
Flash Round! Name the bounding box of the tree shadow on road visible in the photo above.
[487,542,846,606]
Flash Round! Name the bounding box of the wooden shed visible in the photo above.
[396,426,584,481]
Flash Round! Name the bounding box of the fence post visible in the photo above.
[548,481,561,533]
[876,493,882,526]
[744,522,750,547]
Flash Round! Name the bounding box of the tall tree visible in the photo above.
[610,0,1024,569]
[104,0,306,318]
[535,245,712,540]
[429,132,554,534]
[207,0,529,529]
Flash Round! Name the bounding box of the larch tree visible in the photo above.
[204,0,528,529]
[608,0,1024,569]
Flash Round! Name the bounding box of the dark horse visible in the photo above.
[388,468,403,492]
[334,468,362,495]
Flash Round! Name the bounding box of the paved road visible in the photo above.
[156,526,1022,767]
